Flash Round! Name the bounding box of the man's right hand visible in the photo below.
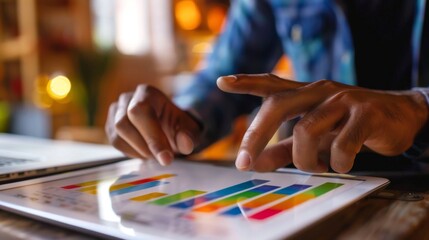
[105,85,202,166]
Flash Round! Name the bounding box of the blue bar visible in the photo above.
[250,185,279,193]
[170,179,269,209]
[222,207,245,216]
[275,184,311,195]
[119,174,139,180]
[110,181,168,196]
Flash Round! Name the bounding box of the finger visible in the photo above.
[156,102,201,155]
[174,111,202,155]
[110,135,143,159]
[235,80,346,171]
[217,74,305,97]
[106,102,144,158]
[114,93,152,159]
[235,99,284,171]
[149,91,200,155]
[138,86,201,155]
[330,109,371,173]
[252,137,294,172]
[105,102,118,140]
[127,86,174,166]
[292,102,347,173]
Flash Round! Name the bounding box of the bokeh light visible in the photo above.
[47,75,72,100]
[175,0,201,30]
[207,5,227,34]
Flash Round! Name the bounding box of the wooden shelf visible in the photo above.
[0,0,38,103]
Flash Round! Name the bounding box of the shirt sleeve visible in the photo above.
[404,87,429,159]
[174,0,283,150]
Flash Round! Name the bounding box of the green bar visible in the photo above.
[150,190,206,206]
[217,191,260,204]
[305,182,343,197]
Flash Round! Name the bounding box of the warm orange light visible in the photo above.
[207,5,227,34]
[33,75,53,108]
[192,42,213,54]
[47,75,71,100]
[175,0,201,30]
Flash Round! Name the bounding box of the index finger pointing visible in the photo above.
[235,80,350,171]
[217,74,305,97]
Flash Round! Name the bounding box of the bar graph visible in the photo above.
[61,173,345,222]
[249,182,343,220]
[150,190,206,206]
[170,179,269,209]
[61,174,139,190]
[221,184,311,216]
[109,181,168,196]
[61,173,176,196]
[193,185,279,213]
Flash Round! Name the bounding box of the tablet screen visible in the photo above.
[0,159,388,240]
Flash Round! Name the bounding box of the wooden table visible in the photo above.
[1,162,429,240]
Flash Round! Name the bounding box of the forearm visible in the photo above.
[173,0,283,150]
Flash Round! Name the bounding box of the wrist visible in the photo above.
[402,88,429,159]
[410,88,429,129]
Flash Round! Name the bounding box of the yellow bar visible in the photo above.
[109,183,134,192]
[80,185,97,193]
[130,192,167,202]
[87,190,97,195]
[152,174,176,180]
[79,180,103,187]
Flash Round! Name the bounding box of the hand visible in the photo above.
[105,85,202,166]
[217,74,429,173]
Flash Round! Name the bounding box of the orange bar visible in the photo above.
[242,193,285,209]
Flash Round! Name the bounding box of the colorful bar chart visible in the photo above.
[169,179,269,209]
[61,174,139,190]
[61,173,346,222]
[62,174,176,196]
[193,185,279,213]
[150,190,206,206]
[249,182,343,220]
[221,184,311,216]
[110,181,168,196]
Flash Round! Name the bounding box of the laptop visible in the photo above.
[0,133,127,182]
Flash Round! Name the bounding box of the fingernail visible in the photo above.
[219,75,237,83]
[157,150,173,166]
[176,131,194,155]
[236,151,251,170]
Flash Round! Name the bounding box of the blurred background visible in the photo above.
[0,0,293,159]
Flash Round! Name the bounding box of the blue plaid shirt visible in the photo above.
[174,0,428,156]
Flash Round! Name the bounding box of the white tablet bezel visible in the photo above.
[0,159,389,240]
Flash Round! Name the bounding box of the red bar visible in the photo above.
[61,185,81,189]
[128,178,155,185]
[249,208,282,220]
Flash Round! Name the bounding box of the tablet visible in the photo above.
[0,159,388,240]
